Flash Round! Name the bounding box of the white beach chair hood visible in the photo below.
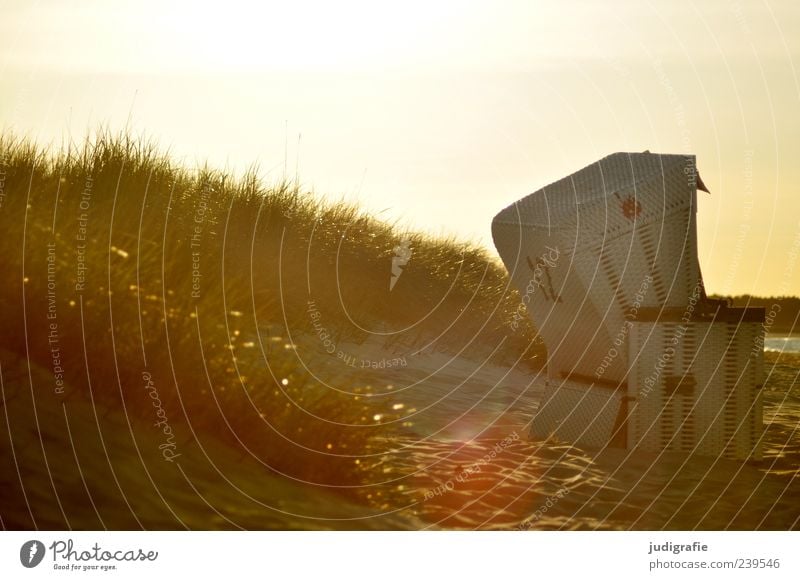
[492,152,704,385]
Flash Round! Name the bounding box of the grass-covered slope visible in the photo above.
[0,132,542,528]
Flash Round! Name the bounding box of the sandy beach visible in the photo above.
[3,337,797,530]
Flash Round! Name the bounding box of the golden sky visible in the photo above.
[2,0,799,297]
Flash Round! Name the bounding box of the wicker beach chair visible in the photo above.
[493,152,764,460]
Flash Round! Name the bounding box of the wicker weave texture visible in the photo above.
[494,152,763,460]
[493,152,701,383]
[627,320,764,460]
[530,378,623,448]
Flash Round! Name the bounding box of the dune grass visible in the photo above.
[0,131,542,502]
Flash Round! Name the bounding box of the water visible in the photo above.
[765,334,800,354]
